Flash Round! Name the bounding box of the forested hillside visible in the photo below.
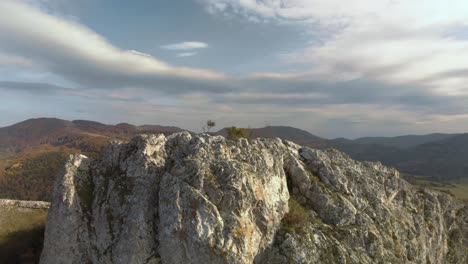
[0,118,183,201]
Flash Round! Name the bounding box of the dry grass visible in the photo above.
[407,176,468,203]
[430,182,468,203]
[0,205,48,263]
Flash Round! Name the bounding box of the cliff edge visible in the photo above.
[40,132,468,263]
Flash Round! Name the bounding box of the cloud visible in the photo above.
[0,81,151,103]
[0,1,225,95]
[0,81,69,94]
[2,0,468,137]
[177,52,198,57]
[161,41,208,50]
[200,0,468,96]
[0,54,32,67]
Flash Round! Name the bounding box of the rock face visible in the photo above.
[40,133,468,264]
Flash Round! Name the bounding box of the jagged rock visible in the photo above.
[0,199,50,209]
[258,148,468,264]
[41,133,468,264]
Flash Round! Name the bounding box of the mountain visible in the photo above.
[1,118,468,201]
[396,133,468,179]
[327,140,404,164]
[0,118,185,201]
[329,134,468,181]
[40,133,468,263]
[216,128,464,177]
[216,126,326,147]
[0,118,184,153]
[349,133,458,149]
[0,118,73,153]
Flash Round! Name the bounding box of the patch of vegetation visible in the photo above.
[0,206,48,263]
[226,127,248,140]
[282,197,312,234]
[405,175,468,203]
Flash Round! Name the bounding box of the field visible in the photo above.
[0,205,48,263]
[404,175,468,203]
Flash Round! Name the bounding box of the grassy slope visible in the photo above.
[0,205,48,263]
[404,175,468,203]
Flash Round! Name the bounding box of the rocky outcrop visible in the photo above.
[0,199,50,209]
[40,132,468,264]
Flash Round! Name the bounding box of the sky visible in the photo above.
[1,0,468,138]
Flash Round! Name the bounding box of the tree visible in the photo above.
[206,120,216,132]
[227,126,247,140]
[202,120,216,133]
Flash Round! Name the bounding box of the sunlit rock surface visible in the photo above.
[41,132,468,264]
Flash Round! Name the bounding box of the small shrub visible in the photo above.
[227,127,248,140]
[206,120,216,132]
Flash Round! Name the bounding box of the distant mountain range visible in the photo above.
[327,134,468,180]
[0,118,466,200]
[335,133,459,149]
[215,126,468,181]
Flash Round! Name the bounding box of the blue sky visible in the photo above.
[68,0,306,74]
[1,0,468,138]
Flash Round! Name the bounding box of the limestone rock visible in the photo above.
[0,199,50,209]
[41,133,468,264]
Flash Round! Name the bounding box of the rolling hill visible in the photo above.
[0,118,184,201]
[215,126,326,147]
[0,118,467,202]
[325,134,467,180]
[348,133,458,149]
[0,118,184,155]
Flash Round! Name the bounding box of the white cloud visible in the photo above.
[0,0,225,90]
[161,41,208,50]
[200,0,468,95]
[177,52,198,57]
[2,0,468,136]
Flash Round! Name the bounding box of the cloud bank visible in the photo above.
[0,0,225,93]
[200,0,468,95]
[1,0,468,137]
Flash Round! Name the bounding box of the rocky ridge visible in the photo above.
[40,132,468,263]
[0,199,50,209]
